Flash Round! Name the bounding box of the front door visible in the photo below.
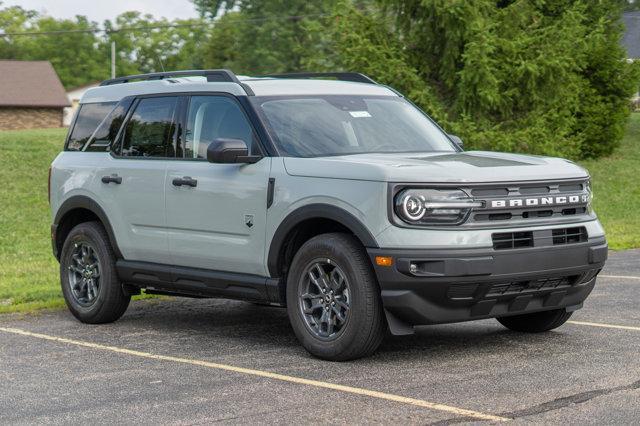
[165,95,271,276]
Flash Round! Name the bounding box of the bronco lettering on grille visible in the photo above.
[489,194,588,209]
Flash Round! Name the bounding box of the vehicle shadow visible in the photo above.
[114,298,570,364]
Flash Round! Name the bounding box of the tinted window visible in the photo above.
[120,97,178,158]
[66,102,117,151]
[84,99,132,152]
[183,96,257,159]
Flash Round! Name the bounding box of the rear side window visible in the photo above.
[66,102,117,151]
[119,97,178,158]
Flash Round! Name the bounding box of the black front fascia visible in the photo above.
[368,237,607,331]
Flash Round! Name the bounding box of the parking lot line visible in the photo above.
[568,321,640,332]
[599,274,640,281]
[0,326,508,422]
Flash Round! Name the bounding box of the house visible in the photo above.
[64,82,99,126]
[623,11,640,108]
[0,60,70,130]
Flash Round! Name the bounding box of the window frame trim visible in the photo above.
[109,91,273,162]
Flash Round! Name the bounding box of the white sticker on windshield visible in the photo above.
[349,111,372,118]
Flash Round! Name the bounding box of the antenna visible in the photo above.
[156,54,166,72]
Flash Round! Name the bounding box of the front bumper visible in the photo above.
[368,237,607,334]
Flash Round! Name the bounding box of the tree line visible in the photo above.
[1,0,639,159]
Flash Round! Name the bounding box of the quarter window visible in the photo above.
[83,98,132,152]
[66,102,117,151]
[183,96,257,159]
[120,96,178,158]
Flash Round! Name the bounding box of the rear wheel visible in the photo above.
[497,309,573,333]
[60,221,130,324]
[286,233,386,361]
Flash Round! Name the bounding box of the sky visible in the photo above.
[3,0,200,23]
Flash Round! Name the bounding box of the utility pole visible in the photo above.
[111,40,116,79]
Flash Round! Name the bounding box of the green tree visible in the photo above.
[0,4,108,88]
[199,0,337,74]
[308,0,640,159]
[104,12,208,77]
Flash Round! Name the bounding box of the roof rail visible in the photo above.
[100,69,241,86]
[259,72,377,84]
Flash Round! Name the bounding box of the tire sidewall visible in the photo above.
[286,235,379,359]
[60,223,115,319]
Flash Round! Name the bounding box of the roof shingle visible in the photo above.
[0,60,70,108]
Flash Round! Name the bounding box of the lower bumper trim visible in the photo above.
[368,238,607,334]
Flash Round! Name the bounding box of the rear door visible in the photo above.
[165,95,271,276]
[104,95,179,264]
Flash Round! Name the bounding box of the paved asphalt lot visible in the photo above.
[1,250,639,425]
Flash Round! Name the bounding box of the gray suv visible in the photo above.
[50,70,608,360]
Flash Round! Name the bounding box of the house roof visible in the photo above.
[0,60,70,108]
[623,11,640,59]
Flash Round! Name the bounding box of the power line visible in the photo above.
[0,13,330,38]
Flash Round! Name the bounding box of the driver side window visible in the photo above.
[183,96,257,159]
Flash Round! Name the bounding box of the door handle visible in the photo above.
[101,174,122,184]
[172,176,198,187]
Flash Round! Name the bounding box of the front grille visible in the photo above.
[492,231,534,250]
[492,226,588,250]
[552,227,587,245]
[486,275,578,297]
[445,269,600,302]
[467,179,590,225]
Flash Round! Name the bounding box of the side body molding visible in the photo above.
[53,195,123,260]
[267,203,379,277]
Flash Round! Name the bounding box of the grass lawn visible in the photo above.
[0,116,639,313]
[581,113,640,250]
[0,128,67,313]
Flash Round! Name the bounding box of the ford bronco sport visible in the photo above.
[50,70,607,361]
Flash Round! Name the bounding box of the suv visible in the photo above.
[50,70,607,361]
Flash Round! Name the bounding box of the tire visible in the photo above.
[497,309,573,333]
[59,221,130,324]
[286,233,386,361]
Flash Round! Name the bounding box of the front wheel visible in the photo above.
[286,233,386,361]
[497,309,573,333]
[60,221,130,324]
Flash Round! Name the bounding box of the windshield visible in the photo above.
[252,95,456,157]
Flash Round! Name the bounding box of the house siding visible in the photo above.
[0,107,63,130]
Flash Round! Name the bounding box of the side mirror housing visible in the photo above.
[449,134,464,150]
[206,138,260,164]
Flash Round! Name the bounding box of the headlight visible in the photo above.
[585,180,593,212]
[394,188,482,225]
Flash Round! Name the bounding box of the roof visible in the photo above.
[81,76,397,104]
[0,60,70,108]
[240,78,396,97]
[67,81,100,94]
[623,11,640,59]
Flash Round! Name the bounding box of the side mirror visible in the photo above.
[449,134,464,150]
[206,138,260,164]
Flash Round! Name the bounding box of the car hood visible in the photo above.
[283,151,589,183]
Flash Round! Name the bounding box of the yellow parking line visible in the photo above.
[0,326,508,422]
[599,275,640,281]
[568,321,640,332]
